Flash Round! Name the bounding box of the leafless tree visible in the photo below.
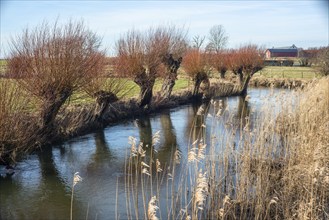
[83,75,132,122]
[160,26,188,99]
[116,26,187,107]
[228,44,264,96]
[192,35,206,50]
[298,49,319,67]
[317,47,329,76]
[115,29,160,108]
[8,20,105,131]
[210,51,229,78]
[182,49,210,97]
[206,25,228,53]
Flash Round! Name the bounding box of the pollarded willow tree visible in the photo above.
[206,25,229,78]
[83,63,132,123]
[182,49,210,97]
[116,26,187,107]
[228,44,264,96]
[115,29,162,108]
[160,27,188,99]
[210,51,229,79]
[8,20,106,132]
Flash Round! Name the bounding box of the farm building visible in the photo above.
[265,44,299,59]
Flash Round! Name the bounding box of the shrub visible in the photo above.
[182,49,210,96]
[317,47,329,76]
[228,44,264,96]
[115,26,187,107]
[7,20,105,132]
[0,79,35,163]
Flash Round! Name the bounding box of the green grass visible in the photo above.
[118,77,191,99]
[256,66,319,79]
[68,77,191,105]
[2,65,318,107]
[0,77,191,108]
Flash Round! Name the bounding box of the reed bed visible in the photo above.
[250,76,311,89]
[119,77,329,219]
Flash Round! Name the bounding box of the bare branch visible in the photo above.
[8,19,106,127]
[206,25,228,53]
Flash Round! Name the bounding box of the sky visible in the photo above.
[0,0,328,57]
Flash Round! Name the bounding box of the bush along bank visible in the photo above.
[250,76,313,89]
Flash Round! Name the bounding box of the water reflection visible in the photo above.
[86,130,114,171]
[35,147,72,219]
[136,117,153,149]
[236,96,251,127]
[0,147,78,220]
[185,102,209,144]
[157,110,179,164]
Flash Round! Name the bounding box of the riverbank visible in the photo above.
[53,76,314,143]
[0,76,315,164]
[250,75,312,89]
[54,80,240,140]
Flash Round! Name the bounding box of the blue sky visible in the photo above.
[1,0,328,57]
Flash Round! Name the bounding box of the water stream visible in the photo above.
[0,88,293,220]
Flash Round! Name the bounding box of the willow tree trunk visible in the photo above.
[193,78,202,96]
[193,72,209,97]
[239,73,252,97]
[161,55,182,99]
[219,67,227,79]
[238,72,244,86]
[161,77,175,99]
[200,77,210,99]
[39,89,72,142]
[134,73,155,108]
[139,85,153,108]
[41,90,72,130]
[93,90,119,122]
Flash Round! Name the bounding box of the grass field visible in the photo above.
[1,59,320,79]
[1,64,319,106]
[50,77,191,106]
[256,66,319,79]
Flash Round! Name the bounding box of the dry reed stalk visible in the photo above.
[147,196,159,220]
[71,172,82,220]
[120,77,328,220]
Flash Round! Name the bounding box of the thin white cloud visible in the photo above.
[1,0,328,57]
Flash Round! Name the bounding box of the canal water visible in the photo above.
[0,88,293,220]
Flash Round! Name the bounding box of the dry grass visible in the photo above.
[119,77,329,219]
[250,76,310,89]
